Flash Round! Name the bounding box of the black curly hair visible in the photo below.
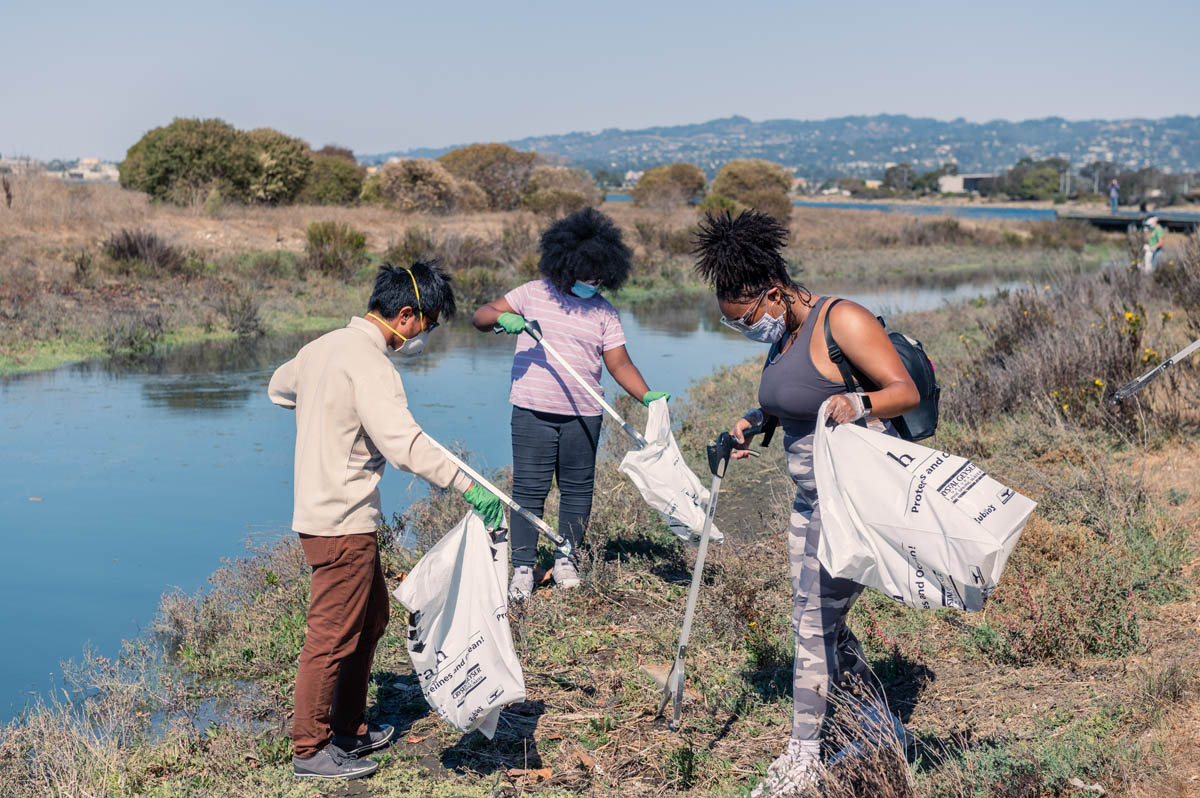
[693,210,803,301]
[538,207,632,294]
[368,259,457,319]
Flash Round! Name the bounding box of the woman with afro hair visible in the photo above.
[693,210,919,796]
[473,207,668,601]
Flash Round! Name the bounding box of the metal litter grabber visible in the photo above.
[1110,334,1200,404]
[520,319,648,448]
[654,430,756,730]
[425,435,570,555]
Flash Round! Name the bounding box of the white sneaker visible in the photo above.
[750,739,820,797]
[827,703,911,767]
[552,557,580,589]
[508,566,534,601]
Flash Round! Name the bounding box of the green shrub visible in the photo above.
[712,159,792,221]
[945,269,1155,429]
[977,549,1141,665]
[313,144,356,162]
[359,173,383,204]
[740,187,794,221]
[243,250,298,280]
[378,159,485,214]
[103,229,186,274]
[119,117,257,205]
[246,128,311,204]
[382,226,436,268]
[1026,219,1101,251]
[452,266,516,308]
[521,164,600,215]
[303,221,368,278]
[297,153,365,205]
[438,143,537,210]
[202,187,223,217]
[102,311,165,357]
[696,193,742,216]
[215,288,265,338]
[632,162,706,209]
[1019,167,1060,201]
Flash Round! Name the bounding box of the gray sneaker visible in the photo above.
[293,743,378,780]
[509,566,534,601]
[552,557,580,589]
[333,722,395,757]
[750,738,820,797]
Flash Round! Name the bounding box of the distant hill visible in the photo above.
[362,114,1200,180]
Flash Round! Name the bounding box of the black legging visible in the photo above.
[509,406,603,568]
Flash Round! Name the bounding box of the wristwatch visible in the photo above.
[860,393,872,413]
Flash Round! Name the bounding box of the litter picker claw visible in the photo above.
[654,428,757,729]
[1110,335,1200,404]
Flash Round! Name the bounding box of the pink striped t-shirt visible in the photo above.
[504,279,626,416]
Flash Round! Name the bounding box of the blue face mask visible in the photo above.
[570,280,600,299]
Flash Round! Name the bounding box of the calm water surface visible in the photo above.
[1,288,1003,719]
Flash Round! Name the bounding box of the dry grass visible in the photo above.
[4,325,1197,796]
[2,178,1127,376]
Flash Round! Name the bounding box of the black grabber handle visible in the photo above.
[707,432,735,479]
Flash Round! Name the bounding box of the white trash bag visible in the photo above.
[393,512,525,738]
[813,400,1035,611]
[619,398,724,543]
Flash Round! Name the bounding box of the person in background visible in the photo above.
[473,208,668,601]
[693,211,919,797]
[1143,216,1165,273]
[1109,178,1120,214]
[269,262,503,781]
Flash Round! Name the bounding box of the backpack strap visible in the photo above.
[823,298,873,429]
[823,299,859,394]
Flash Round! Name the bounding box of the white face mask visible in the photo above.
[368,312,429,358]
[395,330,428,357]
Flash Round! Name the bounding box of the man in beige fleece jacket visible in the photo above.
[269,261,503,781]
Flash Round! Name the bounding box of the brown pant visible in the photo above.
[292,532,390,759]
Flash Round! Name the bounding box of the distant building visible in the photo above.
[938,173,994,194]
[864,179,882,190]
[624,169,644,184]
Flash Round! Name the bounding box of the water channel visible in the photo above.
[1,284,1011,719]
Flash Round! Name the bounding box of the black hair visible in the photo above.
[538,207,632,294]
[368,259,457,320]
[693,210,801,301]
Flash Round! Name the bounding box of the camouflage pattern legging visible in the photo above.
[784,431,881,740]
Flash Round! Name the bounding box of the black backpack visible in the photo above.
[823,298,940,441]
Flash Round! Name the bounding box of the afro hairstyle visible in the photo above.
[538,207,632,294]
[693,210,796,301]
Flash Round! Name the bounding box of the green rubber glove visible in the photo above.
[642,390,671,406]
[463,484,504,529]
[495,312,526,334]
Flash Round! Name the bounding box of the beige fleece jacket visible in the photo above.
[268,317,472,536]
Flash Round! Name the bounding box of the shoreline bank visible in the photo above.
[3,258,1198,795]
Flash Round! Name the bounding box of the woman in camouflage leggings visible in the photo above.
[693,211,920,796]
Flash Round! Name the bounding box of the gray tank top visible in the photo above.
[757,295,847,437]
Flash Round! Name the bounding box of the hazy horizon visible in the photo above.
[4,0,1199,162]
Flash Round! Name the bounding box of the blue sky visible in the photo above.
[3,0,1198,161]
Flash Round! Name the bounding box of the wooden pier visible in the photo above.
[1057,209,1200,233]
